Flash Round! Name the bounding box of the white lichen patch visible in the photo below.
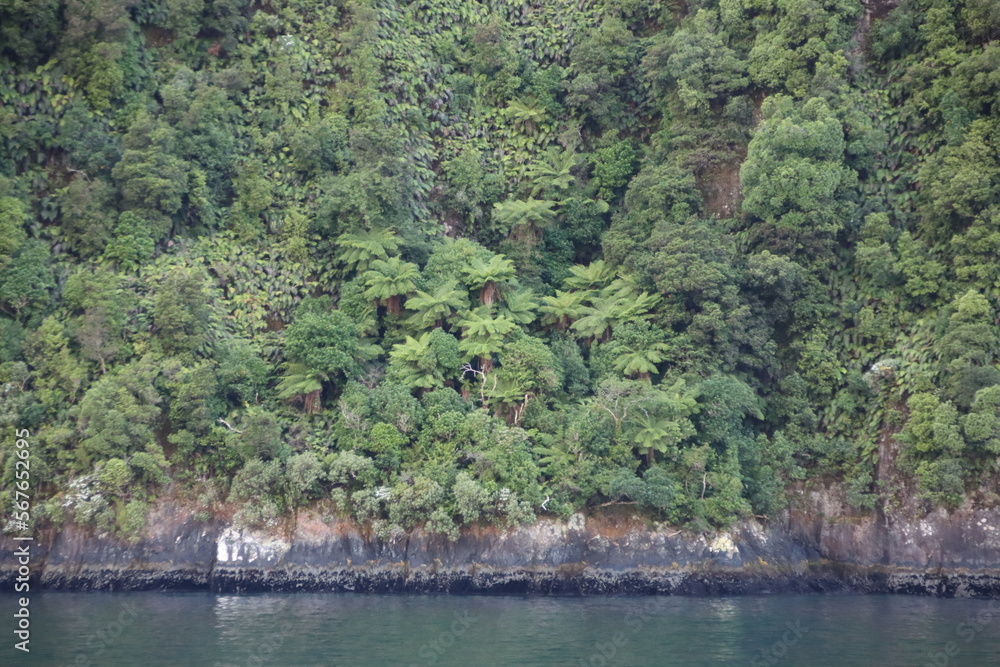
[744,520,769,544]
[567,513,586,533]
[216,527,290,565]
[708,532,738,559]
[976,515,1000,550]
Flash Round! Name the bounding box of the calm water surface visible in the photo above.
[6,592,1000,666]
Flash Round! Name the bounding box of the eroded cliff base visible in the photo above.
[5,489,1000,598]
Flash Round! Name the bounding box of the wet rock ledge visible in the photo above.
[4,497,1000,597]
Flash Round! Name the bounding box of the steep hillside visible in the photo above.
[1,0,999,543]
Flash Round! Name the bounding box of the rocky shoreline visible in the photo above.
[4,490,1000,597]
[30,563,1000,598]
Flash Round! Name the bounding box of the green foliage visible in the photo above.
[0,240,53,322]
[283,311,376,383]
[487,331,562,424]
[163,359,222,460]
[97,458,131,496]
[741,95,858,258]
[286,452,326,506]
[229,458,286,528]
[22,317,87,414]
[387,476,445,530]
[566,17,641,131]
[937,290,1000,407]
[103,212,155,272]
[746,0,860,97]
[388,329,461,391]
[217,340,272,405]
[232,410,287,461]
[0,0,62,63]
[604,321,673,380]
[493,197,558,244]
[7,0,1000,535]
[917,119,1000,241]
[405,281,469,331]
[456,306,516,368]
[591,141,638,201]
[362,257,419,315]
[461,254,515,306]
[76,358,162,465]
[112,112,191,240]
[963,386,1000,455]
[0,197,27,269]
[601,465,679,517]
[150,266,215,356]
[334,228,401,276]
[276,363,325,414]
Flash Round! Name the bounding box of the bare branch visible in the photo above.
[593,500,636,507]
[217,418,242,434]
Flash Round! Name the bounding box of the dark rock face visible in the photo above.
[3,496,1000,597]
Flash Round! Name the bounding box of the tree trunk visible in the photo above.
[304,389,321,415]
[480,281,497,306]
[387,295,402,315]
[480,356,493,374]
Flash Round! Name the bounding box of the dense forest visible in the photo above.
[1,0,999,541]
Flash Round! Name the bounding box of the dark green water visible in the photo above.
[5,592,1000,666]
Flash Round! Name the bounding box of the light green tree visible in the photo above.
[276,363,326,415]
[404,281,468,331]
[522,146,580,197]
[457,306,516,372]
[609,322,672,380]
[539,290,588,330]
[492,198,558,244]
[562,260,615,291]
[461,254,515,306]
[77,357,163,464]
[388,329,462,391]
[362,257,419,315]
[335,228,400,275]
[571,289,658,343]
[497,289,538,326]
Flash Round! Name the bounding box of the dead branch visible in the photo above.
[217,418,242,434]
